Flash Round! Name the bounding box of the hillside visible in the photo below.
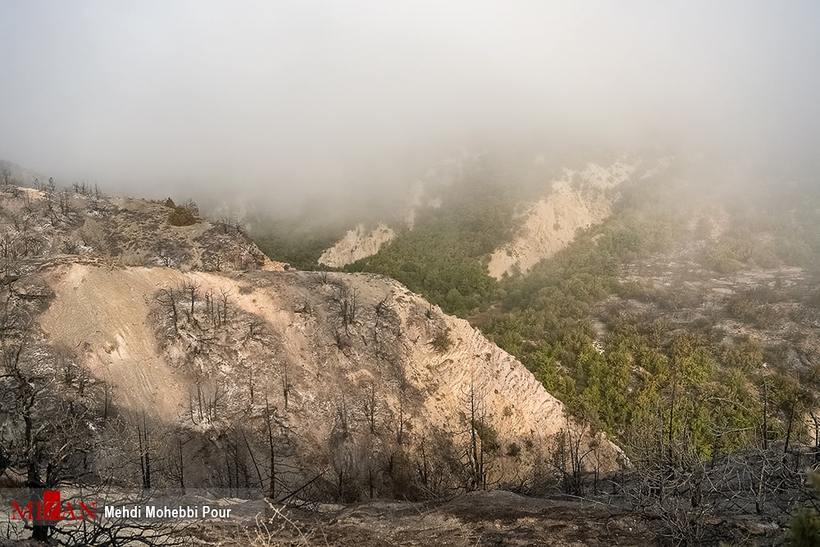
[252,156,820,455]
[37,263,622,489]
[0,180,285,273]
[0,175,625,543]
[249,156,820,544]
[258,158,820,454]
[0,161,817,545]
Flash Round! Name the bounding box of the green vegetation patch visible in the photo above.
[347,169,519,317]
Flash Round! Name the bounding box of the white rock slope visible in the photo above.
[317,223,395,267]
[488,160,638,279]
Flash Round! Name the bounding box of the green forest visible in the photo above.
[338,174,820,460]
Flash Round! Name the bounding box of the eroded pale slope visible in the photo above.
[488,160,638,279]
[38,263,622,480]
[317,223,396,267]
[39,265,187,418]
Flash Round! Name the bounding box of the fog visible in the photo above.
[1,1,818,211]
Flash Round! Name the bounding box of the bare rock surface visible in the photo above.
[38,262,622,487]
[318,223,396,267]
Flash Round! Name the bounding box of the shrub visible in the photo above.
[788,509,820,546]
[475,421,500,453]
[506,442,521,457]
[430,329,453,353]
[725,291,779,328]
[168,206,198,226]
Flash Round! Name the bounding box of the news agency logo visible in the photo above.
[9,490,97,523]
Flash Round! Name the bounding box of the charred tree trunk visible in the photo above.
[265,397,276,500]
[177,438,185,490]
[137,413,151,489]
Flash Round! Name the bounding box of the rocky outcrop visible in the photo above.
[317,223,396,267]
[0,183,287,273]
[488,160,638,279]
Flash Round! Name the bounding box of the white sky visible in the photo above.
[1,1,818,207]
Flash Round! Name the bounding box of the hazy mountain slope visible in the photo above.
[277,158,820,464]
[479,174,820,457]
[0,176,621,507]
[311,156,661,317]
[310,154,469,268]
[0,159,48,186]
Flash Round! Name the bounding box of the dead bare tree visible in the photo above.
[264,396,280,499]
[330,283,358,335]
[1,166,12,186]
[1,337,50,541]
[279,359,291,411]
[548,417,595,496]
[136,411,152,489]
[58,188,71,215]
[617,391,820,546]
[180,277,200,319]
[372,294,397,345]
[451,376,503,493]
[362,383,379,434]
[465,378,487,490]
[156,287,179,334]
[0,321,108,542]
[218,214,238,234]
[203,289,215,324]
[243,359,256,406]
[218,287,230,326]
[394,390,408,447]
[245,318,265,342]
[328,396,361,502]
[175,435,187,490]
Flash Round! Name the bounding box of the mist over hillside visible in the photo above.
[1,1,820,545]
[2,1,819,210]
